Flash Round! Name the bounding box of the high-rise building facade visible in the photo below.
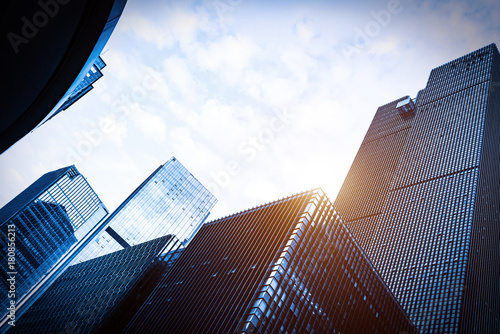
[72,156,217,263]
[40,57,107,126]
[0,0,128,155]
[0,166,108,328]
[333,94,415,249]
[11,235,180,334]
[334,44,500,333]
[124,189,417,333]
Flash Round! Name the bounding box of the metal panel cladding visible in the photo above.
[124,189,416,333]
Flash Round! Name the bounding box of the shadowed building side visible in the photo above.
[333,95,416,250]
[0,0,127,154]
[333,43,500,333]
[11,235,181,334]
[0,165,108,331]
[123,189,417,334]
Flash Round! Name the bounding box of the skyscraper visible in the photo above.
[0,0,128,155]
[11,235,180,334]
[39,57,107,126]
[0,166,108,328]
[334,43,500,333]
[72,156,217,263]
[124,189,417,333]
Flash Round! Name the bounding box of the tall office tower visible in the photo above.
[0,166,108,328]
[40,57,107,126]
[73,157,217,264]
[333,94,416,249]
[124,189,417,333]
[11,235,180,334]
[334,44,500,333]
[0,0,128,155]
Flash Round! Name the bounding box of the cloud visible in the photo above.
[260,78,303,107]
[129,106,168,143]
[1,0,499,222]
[294,18,318,43]
[168,6,201,46]
[121,12,175,49]
[0,167,25,204]
[368,37,399,56]
[8,168,23,184]
[188,34,261,84]
[162,55,203,102]
[118,1,215,50]
[210,35,257,70]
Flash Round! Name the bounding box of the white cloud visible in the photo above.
[129,106,168,143]
[294,18,318,43]
[260,78,303,107]
[8,168,23,184]
[188,34,261,84]
[122,13,175,49]
[103,115,129,145]
[162,56,203,102]
[118,2,208,49]
[168,7,201,46]
[1,0,499,222]
[368,37,400,56]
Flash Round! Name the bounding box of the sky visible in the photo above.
[1,0,499,221]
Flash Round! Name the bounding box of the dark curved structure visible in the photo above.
[0,0,128,155]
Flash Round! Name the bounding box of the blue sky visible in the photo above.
[1,0,499,220]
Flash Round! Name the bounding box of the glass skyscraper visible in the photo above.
[0,166,108,328]
[12,235,180,334]
[73,156,217,264]
[124,189,417,333]
[334,43,500,333]
[40,57,107,126]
